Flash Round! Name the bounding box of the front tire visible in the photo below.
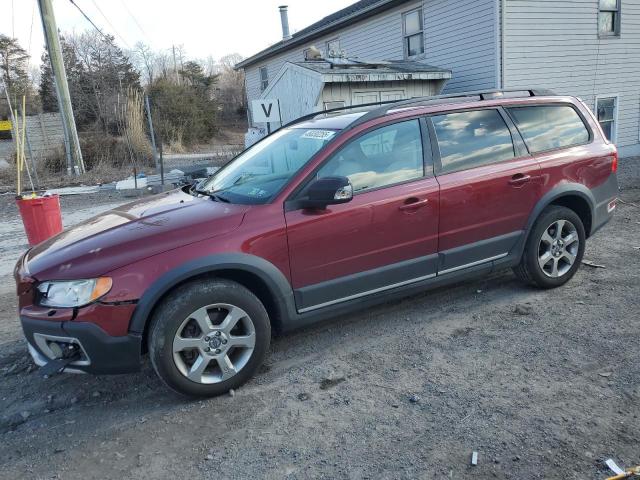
[514,206,586,289]
[148,278,271,397]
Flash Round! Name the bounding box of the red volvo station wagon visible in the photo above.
[15,90,618,397]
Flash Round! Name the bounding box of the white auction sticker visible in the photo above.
[301,130,336,140]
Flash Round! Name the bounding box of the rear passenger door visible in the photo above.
[429,108,542,274]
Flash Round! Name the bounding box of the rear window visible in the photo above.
[507,105,590,154]
[431,109,515,173]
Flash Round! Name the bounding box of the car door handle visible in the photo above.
[509,174,531,186]
[398,198,429,211]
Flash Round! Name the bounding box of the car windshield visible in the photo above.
[198,127,338,204]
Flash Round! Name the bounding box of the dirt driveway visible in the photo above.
[1,161,638,480]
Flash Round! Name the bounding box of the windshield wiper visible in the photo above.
[211,193,230,203]
[190,186,229,202]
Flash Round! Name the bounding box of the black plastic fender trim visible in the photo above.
[127,253,297,335]
[513,183,596,260]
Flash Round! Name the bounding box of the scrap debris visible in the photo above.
[582,260,606,269]
[471,451,478,466]
[605,458,640,479]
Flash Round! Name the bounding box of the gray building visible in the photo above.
[237,0,639,157]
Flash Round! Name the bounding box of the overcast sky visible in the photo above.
[2,0,353,66]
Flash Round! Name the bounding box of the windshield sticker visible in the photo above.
[301,130,336,141]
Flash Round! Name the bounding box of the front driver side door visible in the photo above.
[284,119,440,312]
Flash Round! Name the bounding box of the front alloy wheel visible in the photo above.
[148,279,271,397]
[173,304,256,384]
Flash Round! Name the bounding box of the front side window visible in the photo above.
[317,120,424,192]
[259,66,268,91]
[432,109,515,173]
[403,8,424,57]
[596,97,617,141]
[200,128,337,204]
[508,105,590,153]
[599,0,621,36]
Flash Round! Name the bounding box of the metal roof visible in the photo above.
[235,0,410,69]
[293,59,452,82]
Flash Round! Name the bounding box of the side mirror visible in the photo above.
[300,176,353,210]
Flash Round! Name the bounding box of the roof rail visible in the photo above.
[281,88,556,130]
[347,88,557,130]
[281,98,401,128]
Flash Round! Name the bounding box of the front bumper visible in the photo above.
[21,317,142,374]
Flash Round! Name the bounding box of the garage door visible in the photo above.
[352,90,406,105]
[352,92,380,105]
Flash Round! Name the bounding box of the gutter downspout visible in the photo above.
[500,0,506,89]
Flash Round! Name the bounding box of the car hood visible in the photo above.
[26,188,249,280]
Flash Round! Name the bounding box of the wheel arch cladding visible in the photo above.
[129,253,295,341]
[548,194,593,237]
[527,184,595,238]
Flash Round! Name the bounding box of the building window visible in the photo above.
[326,38,340,57]
[403,8,424,57]
[599,0,621,36]
[259,67,268,92]
[596,96,618,141]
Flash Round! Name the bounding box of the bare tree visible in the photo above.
[132,42,156,85]
[216,53,246,117]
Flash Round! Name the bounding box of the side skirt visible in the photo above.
[284,251,521,332]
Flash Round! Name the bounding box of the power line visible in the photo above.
[90,0,131,48]
[118,0,151,42]
[28,1,36,57]
[67,0,110,42]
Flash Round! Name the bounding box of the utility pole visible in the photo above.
[37,0,84,175]
[144,95,159,171]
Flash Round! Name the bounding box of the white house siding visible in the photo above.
[422,0,500,92]
[260,65,324,125]
[244,2,422,126]
[503,0,640,156]
[244,0,502,121]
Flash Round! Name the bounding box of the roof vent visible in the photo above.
[279,6,292,41]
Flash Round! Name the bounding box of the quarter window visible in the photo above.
[259,66,268,92]
[508,105,590,153]
[599,0,621,36]
[596,97,617,141]
[317,120,424,192]
[403,8,424,57]
[431,109,515,173]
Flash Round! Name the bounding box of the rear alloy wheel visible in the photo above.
[537,219,580,278]
[148,279,270,397]
[514,206,586,288]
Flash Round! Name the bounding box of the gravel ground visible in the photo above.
[0,158,638,480]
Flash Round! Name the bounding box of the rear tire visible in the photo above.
[514,206,586,289]
[148,278,271,397]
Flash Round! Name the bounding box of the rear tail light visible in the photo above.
[611,151,618,173]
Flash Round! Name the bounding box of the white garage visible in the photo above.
[256,57,452,128]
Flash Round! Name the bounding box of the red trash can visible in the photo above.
[16,195,63,246]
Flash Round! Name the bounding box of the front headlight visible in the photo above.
[36,278,113,308]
